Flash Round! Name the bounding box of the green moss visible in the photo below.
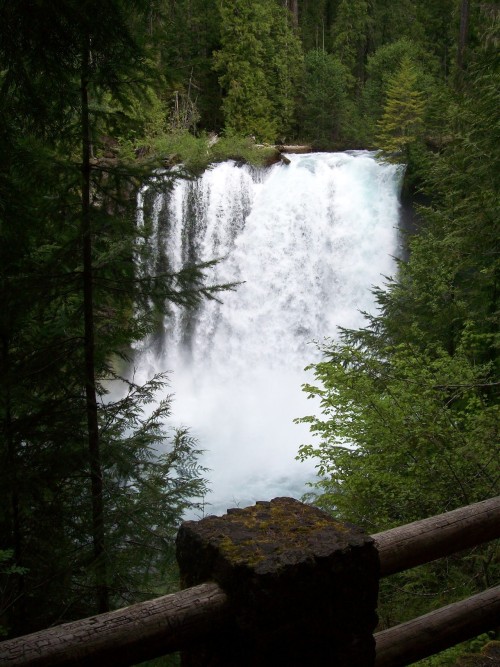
[218,536,266,567]
[121,131,278,175]
[215,501,348,568]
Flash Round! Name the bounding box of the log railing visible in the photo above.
[374,586,500,667]
[1,496,499,667]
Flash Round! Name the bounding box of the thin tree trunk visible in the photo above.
[457,0,470,75]
[283,0,299,26]
[2,335,26,630]
[81,38,109,614]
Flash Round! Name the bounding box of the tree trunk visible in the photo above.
[1,335,26,630]
[457,0,470,75]
[81,38,109,614]
[284,0,299,26]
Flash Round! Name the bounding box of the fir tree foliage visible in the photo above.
[300,49,351,146]
[297,333,498,530]
[213,0,303,142]
[362,38,434,137]
[98,373,208,605]
[375,55,426,155]
[331,0,372,82]
[0,0,223,635]
[297,20,500,644]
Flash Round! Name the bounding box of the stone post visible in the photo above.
[176,497,379,666]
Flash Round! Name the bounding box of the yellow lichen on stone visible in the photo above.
[213,499,350,569]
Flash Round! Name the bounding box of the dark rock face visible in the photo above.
[177,497,379,666]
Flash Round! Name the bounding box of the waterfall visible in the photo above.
[136,151,404,516]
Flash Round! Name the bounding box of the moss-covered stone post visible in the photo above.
[176,497,379,666]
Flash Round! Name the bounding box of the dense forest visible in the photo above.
[0,0,498,664]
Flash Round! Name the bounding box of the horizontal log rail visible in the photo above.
[374,585,500,667]
[373,495,500,577]
[0,583,230,667]
[1,495,499,667]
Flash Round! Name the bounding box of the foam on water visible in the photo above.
[135,152,403,516]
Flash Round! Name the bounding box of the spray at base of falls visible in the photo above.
[135,152,404,517]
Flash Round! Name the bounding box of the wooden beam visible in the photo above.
[374,585,500,667]
[0,582,229,667]
[2,497,499,667]
[374,495,500,577]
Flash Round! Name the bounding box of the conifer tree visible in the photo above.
[297,18,500,640]
[0,0,225,635]
[375,56,426,154]
[214,0,302,142]
[331,0,372,84]
[300,49,350,146]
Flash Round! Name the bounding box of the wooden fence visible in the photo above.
[1,495,499,667]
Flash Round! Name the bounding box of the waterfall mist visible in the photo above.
[135,152,404,516]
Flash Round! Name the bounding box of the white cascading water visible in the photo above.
[135,151,404,517]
